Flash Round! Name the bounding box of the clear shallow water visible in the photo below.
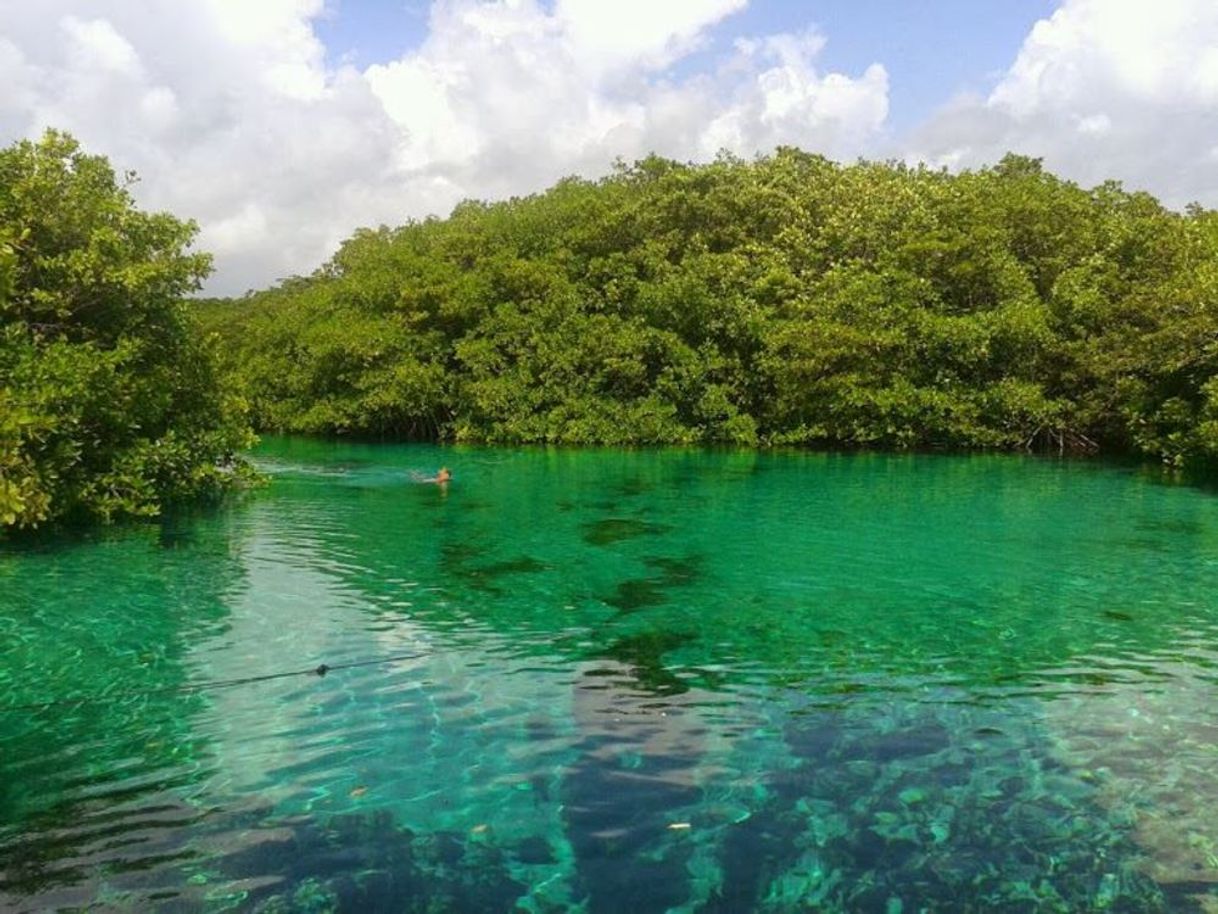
[4,441,1218,912]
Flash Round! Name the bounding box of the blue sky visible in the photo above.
[317,0,1061,134]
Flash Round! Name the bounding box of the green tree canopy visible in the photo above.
[198,148,1218,468]
[1,131,253,529]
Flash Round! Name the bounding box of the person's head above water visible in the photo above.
[436,467,452,483]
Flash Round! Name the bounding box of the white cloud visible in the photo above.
[0,0,888,294]
[366,3,888,202]
[0,0,402,293]
[1075,113,1110,137]
[909,0,1218,208]
[3,0,1218,294]
[62,16,142,76]
[553,0,747,74]
[702,31,888,159]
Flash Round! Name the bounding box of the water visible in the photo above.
[4,439,1218,912]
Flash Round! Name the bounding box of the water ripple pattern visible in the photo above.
[3,439,1218,911]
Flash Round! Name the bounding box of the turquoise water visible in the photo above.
[4,439,1218,912]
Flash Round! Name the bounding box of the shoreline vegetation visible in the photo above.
[0,132,255,530]
[5,129,1218,528]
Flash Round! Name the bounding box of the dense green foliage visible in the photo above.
[202,149,1218,465]
[0,132,253,529]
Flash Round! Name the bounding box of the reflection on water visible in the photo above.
[3,439,1218,911]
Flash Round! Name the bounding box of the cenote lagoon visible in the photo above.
[5,439,1218,912]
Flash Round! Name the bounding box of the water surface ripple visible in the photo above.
[3,441,1218,911]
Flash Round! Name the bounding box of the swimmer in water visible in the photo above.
[410,467,452,484]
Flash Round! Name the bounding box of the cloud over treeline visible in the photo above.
[1,0,1214,293]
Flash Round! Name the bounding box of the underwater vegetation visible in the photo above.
[581,518,675,547]
[5,697,1189,913]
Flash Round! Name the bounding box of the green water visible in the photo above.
[4,439,1218,912]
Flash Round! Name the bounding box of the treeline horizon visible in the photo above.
[200,147,1218,466]
[5,131,1218,529]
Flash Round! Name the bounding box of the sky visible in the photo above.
[1,0,1216,295]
